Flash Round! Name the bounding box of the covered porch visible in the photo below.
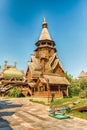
[33,74,70,98]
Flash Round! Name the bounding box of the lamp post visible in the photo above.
[46,78,50,103]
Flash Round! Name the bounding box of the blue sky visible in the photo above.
[0,0,87,78]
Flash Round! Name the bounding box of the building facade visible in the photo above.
[79,70,87,78]
[26,18,70,98]
[0,62,29,96]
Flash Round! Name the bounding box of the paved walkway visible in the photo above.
[0,98,87,130]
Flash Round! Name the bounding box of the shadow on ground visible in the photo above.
[0,100,23,130]
[0,100,22,109]
[0,117,13,130]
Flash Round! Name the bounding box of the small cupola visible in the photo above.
[39,17,51,40]
[42,17,48,28]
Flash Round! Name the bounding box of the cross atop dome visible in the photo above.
[44,16,46,22]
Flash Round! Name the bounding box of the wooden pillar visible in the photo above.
[58,85,61,97]
[66,86,68,97]
[46,79,50,103]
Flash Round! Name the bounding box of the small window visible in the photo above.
[50,86,58,91]
[48,42,51,45]
[41,42,46,45]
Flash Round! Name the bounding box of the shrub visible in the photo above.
[40,73,43,77]
[79,78,87,90]
[68,87,73,97]
[9,87,24,97]
[79,90,86,98]
[49,69,54,73]
[73,87,80,96]
[68,86,80,97]
[85,90,87,97]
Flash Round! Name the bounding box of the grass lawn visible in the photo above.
[50,97,87,120]
[70,111,87,120]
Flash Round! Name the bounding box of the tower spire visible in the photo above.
[39,18,51,40]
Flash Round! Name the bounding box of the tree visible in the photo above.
[79,78,87,90]
[79,90,86,98]
[66,73,80,97]
[65,72,73,83]
[78,78,87,98]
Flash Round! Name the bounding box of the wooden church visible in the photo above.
[26,18,70,98]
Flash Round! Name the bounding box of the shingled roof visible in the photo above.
[39,74,70,85]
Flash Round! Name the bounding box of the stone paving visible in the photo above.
[0,98,87,130]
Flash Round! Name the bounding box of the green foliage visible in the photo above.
[49,69,54,73]
[9,87,24,97]
[50,97,87,110]
[78,78,87,98]
[70,111,87,120]
[65,73,87,97]
[73,86,80,96]
[69,98,87,120]
[30,99,45,105]
[79,78,87,90]
[40,73,43,77]
[50,97,79,108]
[79,90,86,98]
[68,87,73,97]
[66,73,80,97]
[85,90,87,97]
[65,72,73,83]
[68,86,80,97]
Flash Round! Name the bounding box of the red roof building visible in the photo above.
[79,70,87,78]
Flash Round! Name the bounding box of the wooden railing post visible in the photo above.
[46,78,50,103]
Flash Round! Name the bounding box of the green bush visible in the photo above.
[9,87,24,97]
[73,87,80,96]
[85,90,87,97]
[40,73,43,77]
[68,86,80,98]
[79,90,86,98]
[79,78,87,90]
[49,69,54,73]
[68,87,73,97]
